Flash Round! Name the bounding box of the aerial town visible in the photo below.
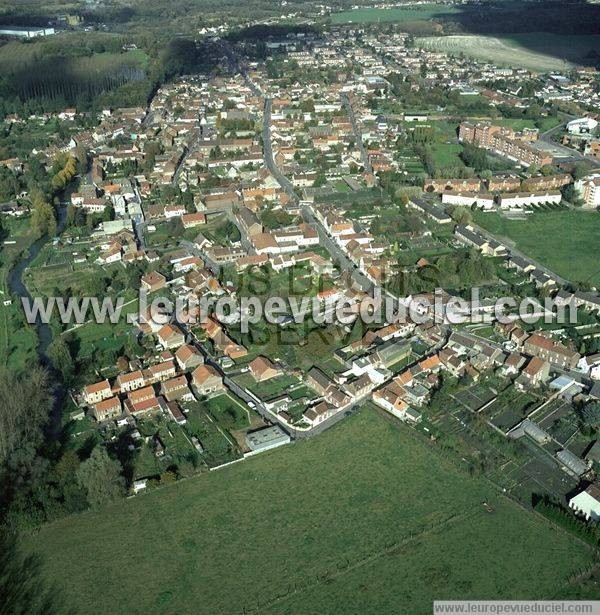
[1,1,600,611]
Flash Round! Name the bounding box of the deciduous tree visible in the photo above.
[76,446,126,508]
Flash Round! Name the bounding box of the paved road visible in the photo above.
[301,204,403,307]
[135,221,147,251]
[262,98,299,202]
[227,212,254,254]
[223,374,306,438]
[301,203,374,294]
[142,109,155,128]
[221,40,300,205]
[171,146,188,186]
[180,239,221,274]
[172,127,206,186]
[341,91,373,174]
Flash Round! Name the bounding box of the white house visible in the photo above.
[98,244,122,265]
[302,401,336,426]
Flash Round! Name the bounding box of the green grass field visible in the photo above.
[416,33,600,72]
[330,4,458,24]
[474,210,600,286]
[431,142,464,168]
[25,409,592,614]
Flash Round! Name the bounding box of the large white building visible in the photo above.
[0,26,55,38]
[569,484,600,522]
[441,191,495,210]
[245,426,290,455]
[567,117,598,135]
[498,191,562,210]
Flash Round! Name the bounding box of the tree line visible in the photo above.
[534,496,600,548]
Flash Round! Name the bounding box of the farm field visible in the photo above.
[330,4,458,24]
[26,409,592,614]
[416,33,600,72]
[474,210,600,286]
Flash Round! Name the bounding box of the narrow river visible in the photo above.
[6,203,68,433]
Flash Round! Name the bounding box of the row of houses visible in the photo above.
[454,224,507,256]
[81,344,227,422]
[250,223,320,255]
[372,353,443,423]
[442,190,562,211]
[425,173,571,195]
[497,322,581,370]
[311,203,390,285]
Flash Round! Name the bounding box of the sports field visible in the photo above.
[26,409,591,614]
[416,33,600,72]
[474,210,600,286]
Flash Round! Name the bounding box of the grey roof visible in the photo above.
[448,331,476,350]
[522,419,551,443]
[589,382,600,400]
[455,224,487,248]
[575,291,600,308]
[411,197,451,222]
[556,449,589,476]
[531,270,552,283]
[487,238,505,251]
[245,426,290,451]
[508,255,531,270]
[238,206,260,228]
[307,366,333,390]
[374,339,411,364]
